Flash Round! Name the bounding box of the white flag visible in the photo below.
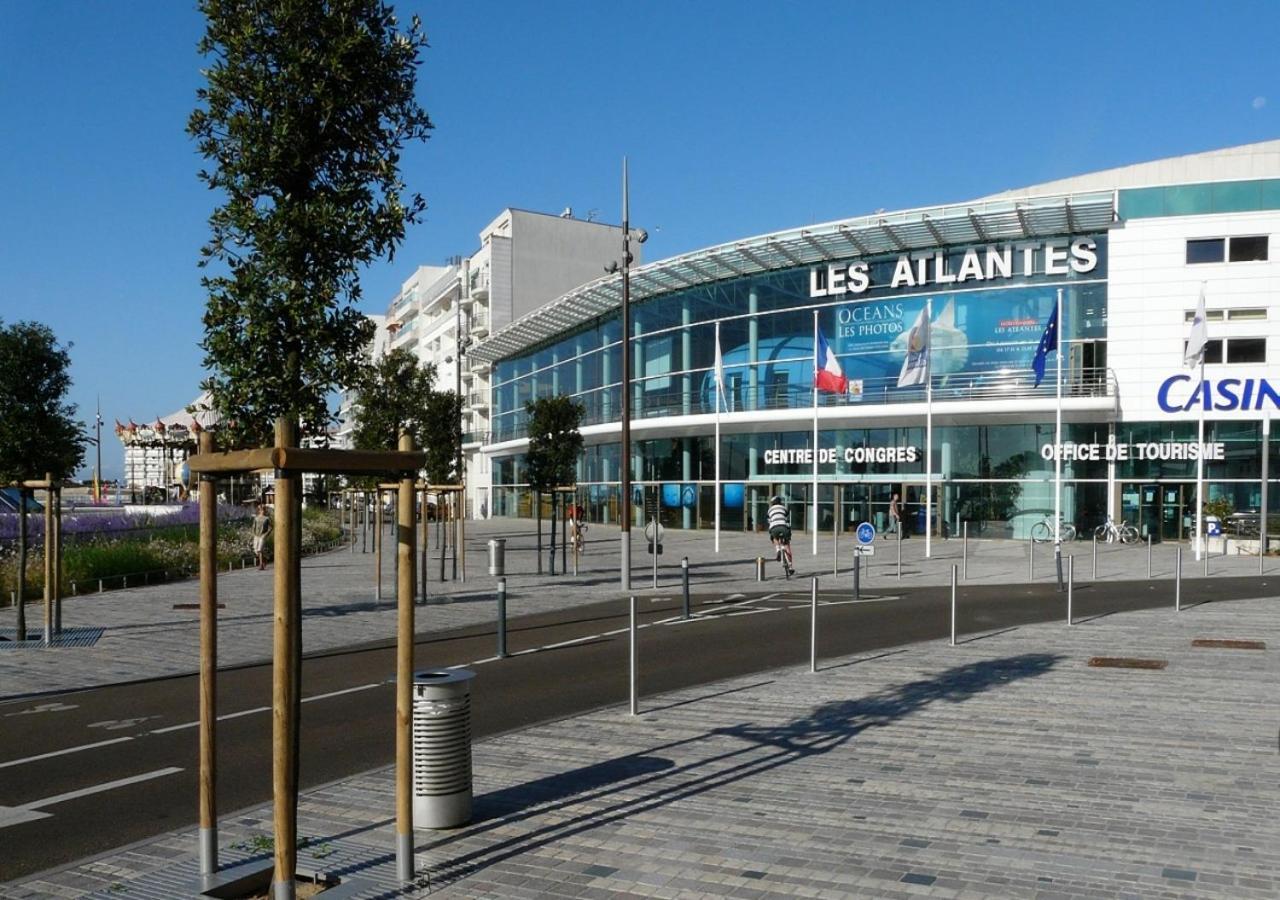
[1184,284,1208,368]
[897,305,930,387]
[714,327,725,412]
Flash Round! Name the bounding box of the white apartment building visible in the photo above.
[363,208,633,517]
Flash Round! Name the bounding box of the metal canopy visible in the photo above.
[469,190,1116,365]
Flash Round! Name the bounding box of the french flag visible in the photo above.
[814,329,848,394]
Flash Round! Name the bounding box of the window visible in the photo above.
[1227,308,1267,321]
[1226,337,1266,363]
[1184,309,1225,322]
[1228,235,1269,262]
[1187,238,1225,264]
[1186,235,1269,264]
[1185,337,1267,364]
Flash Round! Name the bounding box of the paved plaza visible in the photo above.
[2,583,1276,898]
[0,519,1273,700]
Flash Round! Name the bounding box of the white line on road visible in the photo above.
[0,737,134,770]
[20,767,184,812]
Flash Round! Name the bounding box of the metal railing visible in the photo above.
[490,367,1117,444]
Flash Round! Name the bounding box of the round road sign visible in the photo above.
[855,522,876,545]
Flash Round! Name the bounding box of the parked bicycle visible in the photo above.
[1030,516,1076,543]
[1093,515,1139,544]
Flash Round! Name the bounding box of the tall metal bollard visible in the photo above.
[1067,556,1074,626]
[1092,534,1097,580]
[1204,542,1209,577]
[628,596,638,715]
[809,577,817,674]
[949,564,957,646]
[1175,546,1182,612]
[496,578,508,658]
[681,557,690,620]
[853,554,860,601]
[896,530,902,580]
[1028,539,1034,582]
[962,521,968,580]
[1147,534,1152,579]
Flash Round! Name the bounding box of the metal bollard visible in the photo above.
[99,579,104,593]
[950,564,957,646]
[809,577,817,674]
[1204,543,1209,577]
[1147,534,1152,579]
[1067,556,1074,626]
[1092,534,1097,580]
[962,521,968,580]
[1028,539,1034,581]
[629,595,638,716]
[496,578,508,658]
[681,557,690,620]
[1175,546,1182,612]
[896,530,902,580]
[755,557,765,582]
[853,554,860,601]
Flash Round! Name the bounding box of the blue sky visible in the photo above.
[1,1,1277,478]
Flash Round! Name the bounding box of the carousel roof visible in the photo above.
[117,392,221,444]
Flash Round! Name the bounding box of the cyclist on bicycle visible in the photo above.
[767,495,794,576]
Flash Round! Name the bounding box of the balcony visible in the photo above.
[469,269,490,301]
[467,390,489,409]
[470,308,490,337]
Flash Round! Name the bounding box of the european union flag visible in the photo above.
[1031,304,1059,388]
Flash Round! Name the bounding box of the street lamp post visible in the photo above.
[620,159,632,589]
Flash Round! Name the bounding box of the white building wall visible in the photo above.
[1107,209,1280,422]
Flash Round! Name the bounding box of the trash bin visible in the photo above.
[413,668,475,829]
[488,538,506,576]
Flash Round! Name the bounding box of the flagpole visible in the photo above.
[1195,353,1205,560]
[925,297,933,560]
[714,321,722,554]
[812,309,819,556]
[1054,288,1064,565]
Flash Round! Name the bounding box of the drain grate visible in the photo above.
[1191,638,1266,650]
[1087,656,1167,670]
[0,627,105,649]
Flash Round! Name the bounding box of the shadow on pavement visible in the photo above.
[400,652,1062,892]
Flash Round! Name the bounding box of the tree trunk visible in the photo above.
[16,490,27,641]
[535,491,543,575]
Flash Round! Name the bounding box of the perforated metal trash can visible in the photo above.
[488,539,506,576]
[413,668,475,829]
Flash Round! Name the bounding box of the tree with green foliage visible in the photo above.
[0,319,86,640]
[189,0,433,445]
[351,348,439,454]
[524,396,585,575]
[422,389,463,485]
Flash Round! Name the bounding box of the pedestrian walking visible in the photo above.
[252,502,272,569]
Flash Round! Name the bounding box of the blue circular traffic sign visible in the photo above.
[856,522,875,545]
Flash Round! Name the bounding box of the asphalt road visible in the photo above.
[1,573,1274,882]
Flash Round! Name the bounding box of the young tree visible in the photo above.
[188,3,431,887]
[0,319,86,641]
[421,389,463,485]
[189,0,433,444]
[524,396,585,574]
[351,348,439,453]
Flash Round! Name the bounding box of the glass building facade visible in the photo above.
[485,222,1278,542]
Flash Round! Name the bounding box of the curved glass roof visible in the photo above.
[469,190,1116,365]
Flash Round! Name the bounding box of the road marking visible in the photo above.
[0,737,133,770]
[21,767,184,811]
[301,683,381,703]
[3,702,77,717]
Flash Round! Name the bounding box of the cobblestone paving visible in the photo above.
[5,594,1276,898]
[2,518,1269,700]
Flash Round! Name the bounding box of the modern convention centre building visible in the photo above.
[467,141,1280,544]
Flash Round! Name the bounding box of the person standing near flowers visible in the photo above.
[252,503,272,570]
